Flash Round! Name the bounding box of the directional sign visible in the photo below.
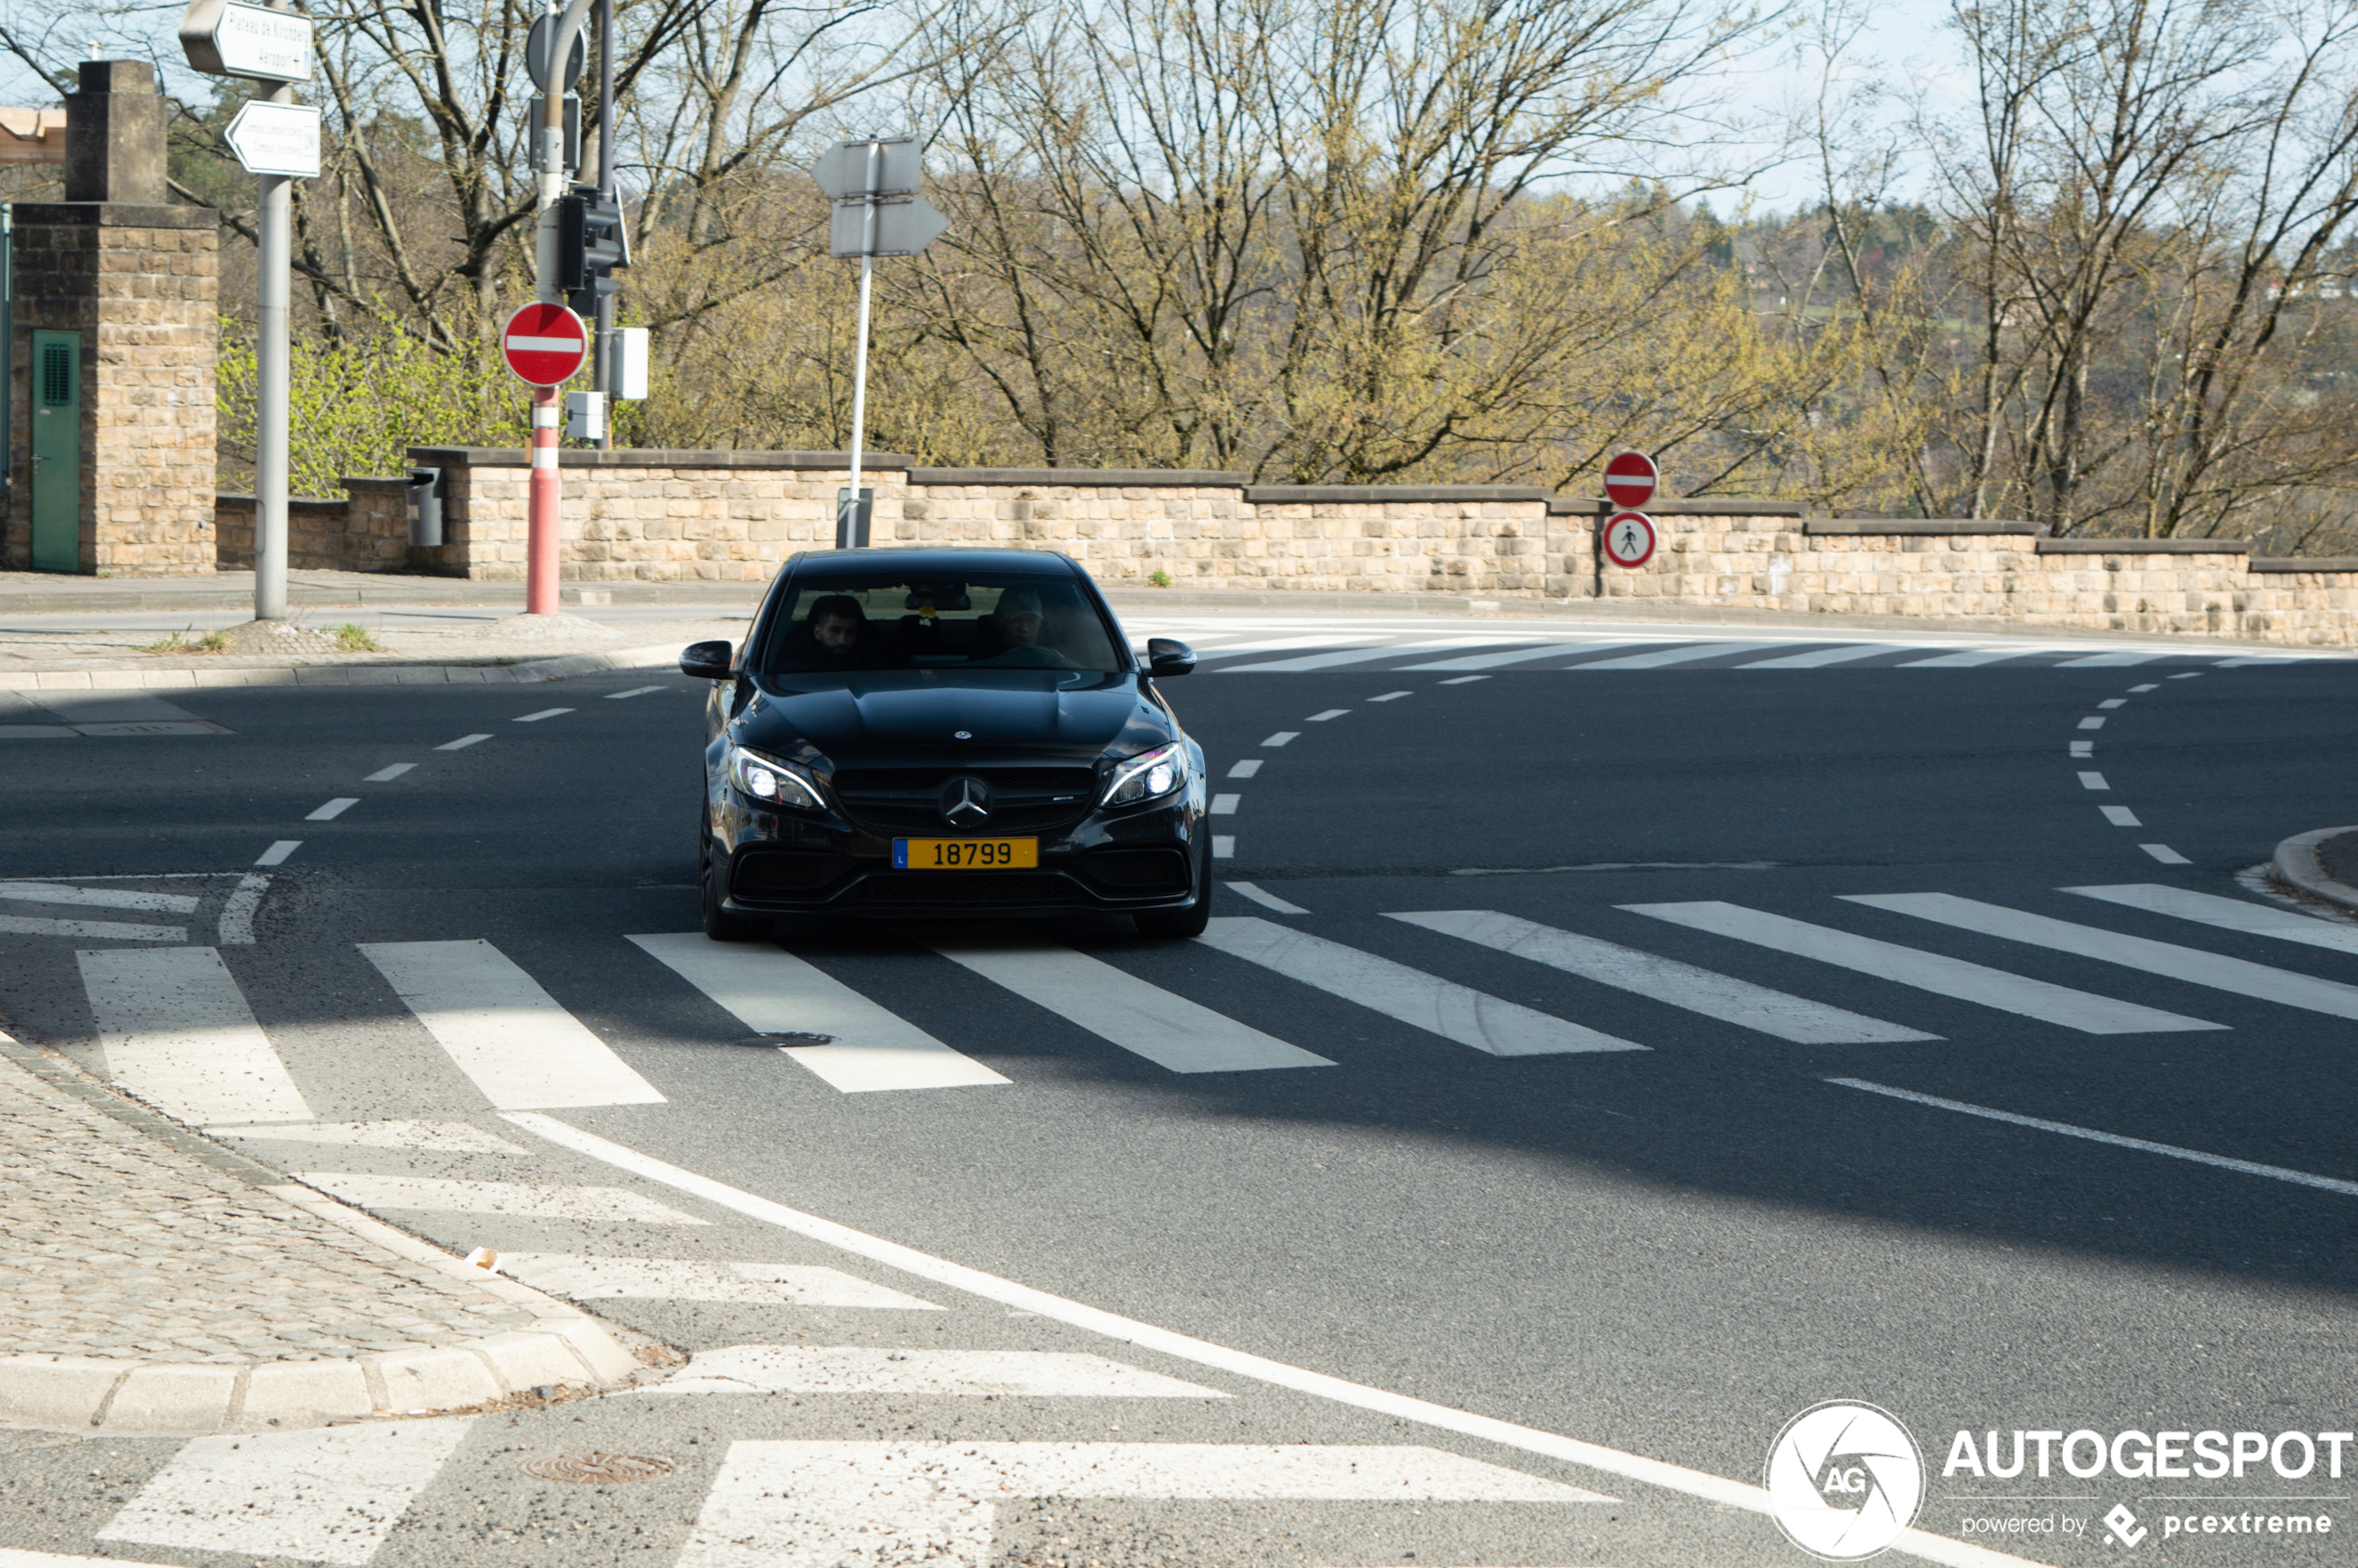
[811,137,923,200]
[179,0,315,82]
[1603,449,1658,510]
[1602,510,1657,568]
[829,195,949,258]
[501,302,589,387]
[526,13,588,91]
[223,101,320,177]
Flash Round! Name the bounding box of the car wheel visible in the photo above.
[1134,835,1213,940]
[700,837,765,942]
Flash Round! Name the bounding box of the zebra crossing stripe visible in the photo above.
[1897,648,2040,667]
[96,1419,474,1567]
[360,939,666,1108]
[677,1442,1607,1568]
[0,1552,186,1568]
[5,914,186,941]
[2065,883,2358,957]
[495,1253,941,1308]
[2054,650,2166,667]
[1561,641,1786,669]
[628,932,1009,1091]
[1399,641,1646,670]
[297,1172,710,1224]
[0,881,199,913]
[1844,892,2358,1020]
[1388,910,1936,1043]
[646,1346,1228,1397]
[76,946,313,1125]
[1736,643,1898,668]
[1218,640,1508,672]
[1621,902,2221,1034]
[922,930,1332,1072]
[1194,917,1645,1056]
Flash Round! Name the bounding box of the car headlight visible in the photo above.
[1101,742,1188,808]
[727,744,825,811]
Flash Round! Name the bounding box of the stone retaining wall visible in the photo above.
[181,451,2358,645]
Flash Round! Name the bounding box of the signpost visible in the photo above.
[182,0,314,625]
[1601,511,1658,569]
[812,136,948,547]
[502,302,589,616]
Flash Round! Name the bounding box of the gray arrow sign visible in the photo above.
[828,194,948,258]
[811,137,922,200]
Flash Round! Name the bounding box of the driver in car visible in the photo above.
[987,588,1051,654]
[792,594,874,669]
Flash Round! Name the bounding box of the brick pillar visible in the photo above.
[6,60,217,576]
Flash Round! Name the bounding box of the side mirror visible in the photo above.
[1146,637,1197,678]
[680,640,734,680]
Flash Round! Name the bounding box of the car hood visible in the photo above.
[736,669,1170,766]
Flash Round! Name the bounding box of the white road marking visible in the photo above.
[215,873,268,945]
[1402,641,1642,671]
[2069,741,2093,758]
[2077,771,2108,790]
[0,1552,185,1567]
[298,1173,710,1224]
[2058,651,2165,667]
[1225,881,1308,914]
[1440,673,1491,684]
[605,685,667,699]
[361,939,667,1108]
[1,914,185,940]
[515,707,574,722]
[503,1113,2056,1568]
[2066,883,2358,954]
[676,1442,1604,1568]
[628,932,1008,1092]
[1210,793,1241,814]
[305,797,359,821]
[1262,731,1300,746]
[1226,759,1263,778]
[256,839,301,865]
[364,763,415,782]
[1367,690,1413,702]
[1563,641,1784,669]
[77,947,312,1124]
[0,881,198,914]
[496,1254,940,1307]
[1622,902,2220,1034]
[2129,682,2159,692]
[2170,671,2203,679]
[1736,643,1897,668]
[923,930,1331,1073]
[1213,836,1236,858]
[2100,805,2142,826]
[650,1347,1227,1398]
[2142,844,2192,864]
[1391,910,1936,1044]
[2097,697,2127,708]
[2077,716,2105,729]
[1306,708,1349,720]
[208,1120,529,1154]
[1847,891,2358,1021]
[1897,648,2037,667]
[1830,1078,2358,1199]
[97,1423,472,1566]
[1222,645,1465,672]
[436,732,492,750]
[1196,917,1645,1056]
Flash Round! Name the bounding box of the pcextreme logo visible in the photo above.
[1766,1400,1927,1561]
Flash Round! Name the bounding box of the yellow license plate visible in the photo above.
[893,837,1039,870]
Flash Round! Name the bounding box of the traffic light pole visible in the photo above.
[592,0,615,451]
[529,0,593,616]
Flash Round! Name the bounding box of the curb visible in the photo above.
[0,1035,654,1436]
[0,643,682,690]
[2272,826,2358,914]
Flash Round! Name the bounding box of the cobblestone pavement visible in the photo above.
[0,1043,542,1366]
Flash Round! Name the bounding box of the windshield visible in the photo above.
[762,573,1125,676]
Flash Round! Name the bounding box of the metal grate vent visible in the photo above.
[40,343,71,406]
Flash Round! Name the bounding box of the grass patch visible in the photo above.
[142,626,229,654]
[1148,568,1173,588]
[330,623,382,653]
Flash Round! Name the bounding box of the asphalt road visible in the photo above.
[3,621,2354,1568]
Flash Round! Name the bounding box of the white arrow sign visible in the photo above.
[811,136,923,200]
[223,100,320,177]
[829,195,949,258]
[179,0,315,82]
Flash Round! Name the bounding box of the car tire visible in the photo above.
[1134,835,1213,940]
[700,837,765,942]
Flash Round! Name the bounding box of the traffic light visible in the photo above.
[557,184,628,317]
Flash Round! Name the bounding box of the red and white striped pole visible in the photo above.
[527,384,561,615]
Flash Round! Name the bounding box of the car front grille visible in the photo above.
[732,850,857,895]
[828,766,1098,836]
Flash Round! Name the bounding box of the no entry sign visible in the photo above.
[501,302,589,386]
[1603,450,1658,510]
[1602,511,1657,568]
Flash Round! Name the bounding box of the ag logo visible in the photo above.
[1765,1400,1925,1561]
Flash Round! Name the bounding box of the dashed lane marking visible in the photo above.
[1307,708,1349,721]
[1367,689,1413,701]
[2077,716,2106,729]
[1211,793,1240,814]
[2098,697,2128,709]
[363,762,415,782]
[1213,836,1236,858]
[2077,771,2108,789]
[2100,805,2142,826]
[1440,674,1491,684]
[2141,844,2192,864]
[2069,742,2093,758]
[255,839,301,865]
[1227,758,1263,778]
[1262,730,1300,746]
[604,685,667,699]
[304,797,358,821]
[434,732,492,750]
[216,873,269,946]
[514,707,574,722]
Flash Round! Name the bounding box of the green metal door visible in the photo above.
[29,330,79,572]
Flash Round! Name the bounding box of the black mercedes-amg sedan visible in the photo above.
[680,548,1210,940]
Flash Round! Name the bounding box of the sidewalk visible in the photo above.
[0,1032,648,1434]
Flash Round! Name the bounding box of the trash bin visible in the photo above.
[408,467,444,548]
